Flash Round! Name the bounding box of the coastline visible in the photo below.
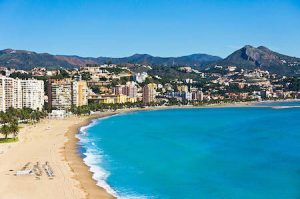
[1,99,299,199]
[67,99,300,198]
[64,112,117,199]
[64,107,176,199]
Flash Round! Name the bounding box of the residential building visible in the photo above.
[113,82,137,98]
[192,90,204,101]
[72,80,88,107]
[0,76,44,112]
[21,79,44,110]
[143,83,157,103]
[48,79,88,110]
[0,76,22,112]
[177,85,189,93]
[113,85,127,95]
[134,72,148,83]
[125,81,137,97]
[48,79,73,110]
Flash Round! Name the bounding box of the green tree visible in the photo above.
[10,121,19,138]
[0,124,11,139]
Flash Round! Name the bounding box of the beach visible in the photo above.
[0,100,298,199]
[0,114,115,199]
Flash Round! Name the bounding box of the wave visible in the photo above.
[77,116,148,199]
[82,147,119,197]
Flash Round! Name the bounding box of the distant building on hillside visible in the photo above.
[134,72,148,83]
[177,85,189,93]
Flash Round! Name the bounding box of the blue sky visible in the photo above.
[0,0,300,58]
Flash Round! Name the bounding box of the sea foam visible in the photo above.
[77,117,146,199]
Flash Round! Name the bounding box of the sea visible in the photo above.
[77,101,300,199]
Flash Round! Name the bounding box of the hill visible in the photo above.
[0,49,77,70]
[215,45,300,75]
[0,49,221,70]
[2,46,300,75]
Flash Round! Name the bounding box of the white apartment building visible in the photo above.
[134,72,148,83]
[0,76,22,112]
[0,76,44,112]
[21,79,44,110]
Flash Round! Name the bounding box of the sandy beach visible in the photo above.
[0,100,298,199]
[64,112,117,199]
[0,114,115,199]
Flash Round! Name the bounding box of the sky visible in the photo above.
[0,0,300,58]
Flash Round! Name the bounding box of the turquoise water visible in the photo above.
[255,100,300,107]
[78,103,300,199]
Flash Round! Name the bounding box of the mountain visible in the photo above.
[2,46,299,75]
[94,53,222,67]
[0,49,77,70]
[215,45,300,75]
[0,49,221,70]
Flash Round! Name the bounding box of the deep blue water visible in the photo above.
[78,103,300,199]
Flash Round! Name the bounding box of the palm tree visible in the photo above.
[0,124,11,139]
[10,121,19,138]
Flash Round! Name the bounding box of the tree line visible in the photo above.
[0,108,47,141]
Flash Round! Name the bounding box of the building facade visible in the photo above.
[48,79,73,110]
[0,76,44,112]
[48,79,88,110]
[21,79,44,110]
[125,81,137,98]
[143,83,157,103]
[72,80,88,107]
[0,76,22,112]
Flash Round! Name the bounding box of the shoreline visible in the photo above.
[1,99,299,199]
[64,99,300,198]
[64,112,117,199]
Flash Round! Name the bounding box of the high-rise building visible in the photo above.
[143,83,157,103]
[113,82,137,98]
[0,76,44,112]
[113,85,127,95]
[125,81,137,98]
[48,79,73,110]
[192,90,204,101]
[177,85,189,93]
[0,76,22,112]
[21,79,44,110]
[72,80,88,107]
[48,79,88,110]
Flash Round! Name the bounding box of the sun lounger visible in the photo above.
[43,162,54,177]
[16,169,32,175]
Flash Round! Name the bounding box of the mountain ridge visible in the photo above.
[1,46,300,75]
[213,45,300,75]
[0,49,222,70]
